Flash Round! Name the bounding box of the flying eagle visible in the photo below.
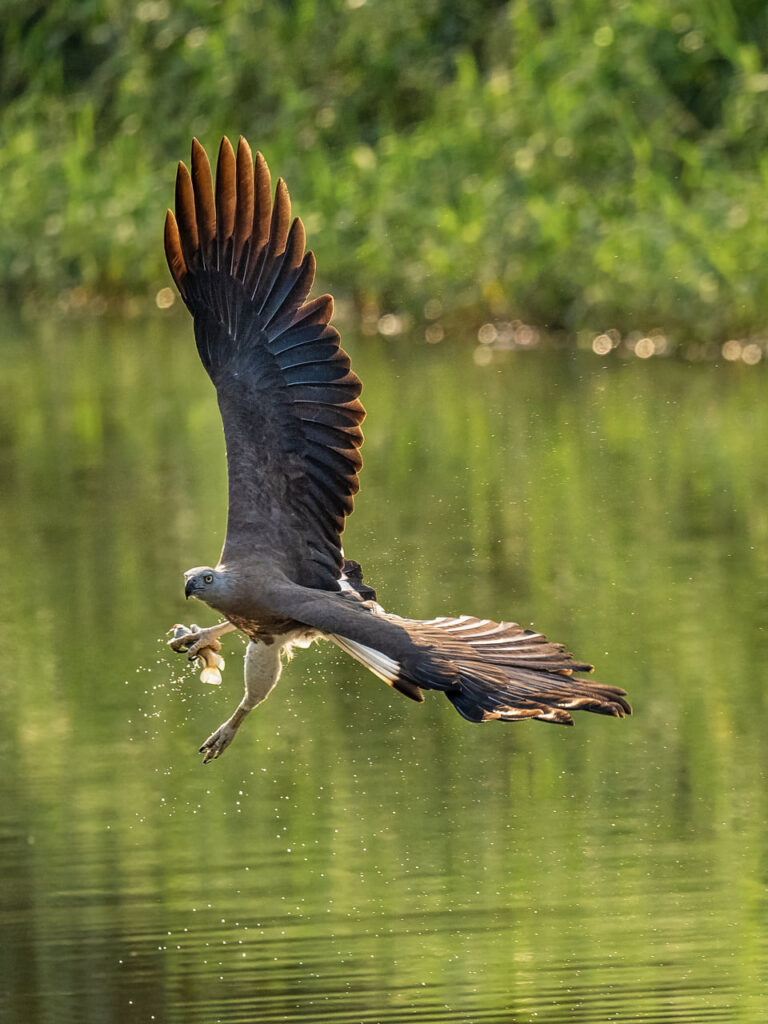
[164,137,631,762]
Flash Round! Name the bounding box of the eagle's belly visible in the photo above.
[226,611,315,646]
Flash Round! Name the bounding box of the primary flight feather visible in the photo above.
[165,137,631,762]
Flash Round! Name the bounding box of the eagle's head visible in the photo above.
[184,566,228,606]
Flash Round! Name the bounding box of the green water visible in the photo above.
[1,312,767,1023]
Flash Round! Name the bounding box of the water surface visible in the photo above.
[1,313,767,1022]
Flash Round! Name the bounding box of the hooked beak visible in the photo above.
[184,578,196,600]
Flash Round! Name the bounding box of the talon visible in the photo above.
[198,719,238,763]
[169,624,201,653]
[189,636,222,658]
[169,624,223,658]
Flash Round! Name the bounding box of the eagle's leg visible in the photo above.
[169,620,237,659]
[199,639,284,764]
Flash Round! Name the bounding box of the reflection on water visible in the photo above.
[1,312,767,1022]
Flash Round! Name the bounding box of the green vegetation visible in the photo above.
[2,0,768,340]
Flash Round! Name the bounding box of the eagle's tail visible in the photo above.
[332,613,631,725]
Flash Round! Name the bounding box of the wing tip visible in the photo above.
[175,159,192,192]
[218,135,235,160]
[164,209,187,291]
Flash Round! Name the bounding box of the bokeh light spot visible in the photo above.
[592,334,612,355]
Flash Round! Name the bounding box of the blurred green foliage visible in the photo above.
[2,0,768,338]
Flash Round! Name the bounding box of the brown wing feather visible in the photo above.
[164,136,365,589]
[233,139,254,270]
[164,211,186,291]
[191,140,216,268]
[214,138,236,268]
[174,163,199,272]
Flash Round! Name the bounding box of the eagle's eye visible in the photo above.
[203,573,214,584]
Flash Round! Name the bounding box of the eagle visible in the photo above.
[164,137,631,762]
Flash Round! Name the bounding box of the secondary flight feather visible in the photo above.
[164,137,631,762]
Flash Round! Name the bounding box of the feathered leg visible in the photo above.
[199,640,284,763]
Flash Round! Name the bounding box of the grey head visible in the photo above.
[184,565,230,608]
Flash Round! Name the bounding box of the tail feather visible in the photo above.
[335,608,631,726]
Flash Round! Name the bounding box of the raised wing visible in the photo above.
[164,138,365,589]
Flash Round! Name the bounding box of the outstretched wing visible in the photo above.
[164,137,365,589]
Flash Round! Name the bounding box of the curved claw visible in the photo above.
[169,624,223,658]
[199,720,238,763]
[168,623,228,687]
